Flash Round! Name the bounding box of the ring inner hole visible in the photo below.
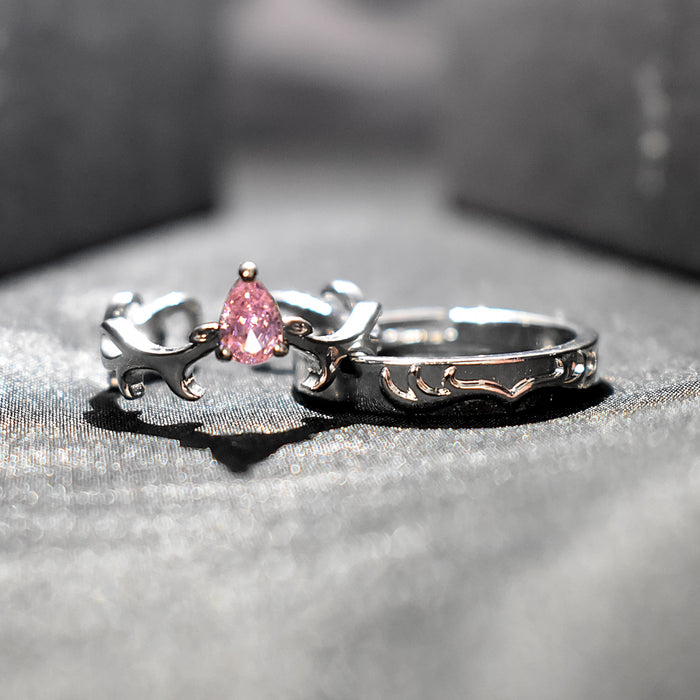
[379,322,575,356]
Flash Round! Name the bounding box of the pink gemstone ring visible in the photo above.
[100,261,381,402]
[100,262,599,412]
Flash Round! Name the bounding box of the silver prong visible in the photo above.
[273,341,289,357]
[189,322,219,344]
[238,261,258,281]
[215,345,233,362]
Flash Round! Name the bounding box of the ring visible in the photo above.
[281,300,598,413]
[99,261,381,401]
[100,261,598,413]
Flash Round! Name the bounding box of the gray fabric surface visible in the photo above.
[1,151,699,699]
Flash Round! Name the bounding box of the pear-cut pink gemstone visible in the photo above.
[218,279,284,365]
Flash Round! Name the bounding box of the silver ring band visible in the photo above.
[276,294,598,413]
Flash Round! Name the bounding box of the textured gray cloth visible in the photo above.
[0,151,699,700]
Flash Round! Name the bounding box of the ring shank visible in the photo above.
[292,306,599,412]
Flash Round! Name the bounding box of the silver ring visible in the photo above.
[100,261,598,413]
[276,290,598,413]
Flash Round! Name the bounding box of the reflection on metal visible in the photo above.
[100,292,218,401]
[379,351,599,409]
[100,280,599,414]
[285,299,381,392]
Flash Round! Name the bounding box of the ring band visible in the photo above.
[278,299,598,413]
[100,262,598,413]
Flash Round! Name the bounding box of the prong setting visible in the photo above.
[238,261,258,282]
[218,261,285,364]
[215,345,233,362]
[273,341,289,357]
[189,322,219,344]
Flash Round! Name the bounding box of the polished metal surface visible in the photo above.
[369,307,596,411]
[282,298,381,392]
[102,282,598,412]
[100,281,381,401]
[284,292,599,412]
[100,292,219,401]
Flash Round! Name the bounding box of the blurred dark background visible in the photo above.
[3,0,698,276]
[224,0,440,148]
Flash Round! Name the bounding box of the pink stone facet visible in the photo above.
[218,279,284,365]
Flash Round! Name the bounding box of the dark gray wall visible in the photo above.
[0,0,218,275]
[445,0,700,274]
